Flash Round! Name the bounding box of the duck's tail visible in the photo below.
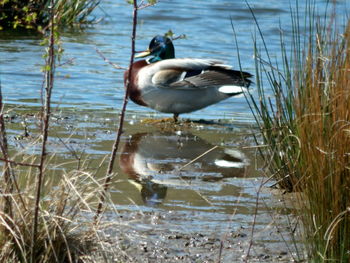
[209,66,253,95]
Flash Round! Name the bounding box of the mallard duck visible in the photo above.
[124,35,252,122]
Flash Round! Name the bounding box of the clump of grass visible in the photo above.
[296,20,350,262]
[0,0,99,30]
[0,166,100,262]
[248,1,350,261]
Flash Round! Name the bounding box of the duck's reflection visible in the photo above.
[119,132,249,206]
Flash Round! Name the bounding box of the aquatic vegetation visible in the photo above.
[248,1,350,261]
[0,0,99,30]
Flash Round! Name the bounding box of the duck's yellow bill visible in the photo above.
[135,49,151,58]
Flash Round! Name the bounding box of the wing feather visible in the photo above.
[144,58,252,90]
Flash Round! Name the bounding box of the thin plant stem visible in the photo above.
[0,77,14,230]
[95,47,126,70]
[244,179,263,263]
[0,158,41,168]
[0,83,27,212]
[31,1,55,260]
[94,0,139,223]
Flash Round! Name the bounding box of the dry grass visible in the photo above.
[0,165,102,263]
[248,1,350,261]
[295,20,350,262]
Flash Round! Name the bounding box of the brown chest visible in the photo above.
[124,60,148,106]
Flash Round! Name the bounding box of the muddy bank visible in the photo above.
[97,206,302,263]
[3,107,303,262]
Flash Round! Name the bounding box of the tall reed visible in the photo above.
[248,1,350,261]
[297,20,350,262]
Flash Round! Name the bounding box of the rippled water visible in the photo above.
[0,0,349,261]
[2,0,347,119]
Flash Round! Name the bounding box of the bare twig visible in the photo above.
[178,146,219,171]
[95,47,126,70]
[32,0,55,260]
[172,34,186,40]
[138,0,157,10]
[94,0,139,223]
[0,75,14,231]
[0,158,40,168]
[56,135,84,170]
[244,179,264,262]
[0,84,27,211]
[217,240,223,263]
[57,57,76,67]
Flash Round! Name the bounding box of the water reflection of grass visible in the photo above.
[248,1,350,261]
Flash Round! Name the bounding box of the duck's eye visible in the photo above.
[150,39,159,47]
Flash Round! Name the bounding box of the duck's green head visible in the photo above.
[135,35,175,63]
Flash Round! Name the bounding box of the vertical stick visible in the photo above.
[94,0,139,223]
[31,0,55,260]
[0,78,13,223]
[244,181,263,263]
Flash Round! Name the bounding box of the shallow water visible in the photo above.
[0,0,349,261]
[3,107,300,261]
